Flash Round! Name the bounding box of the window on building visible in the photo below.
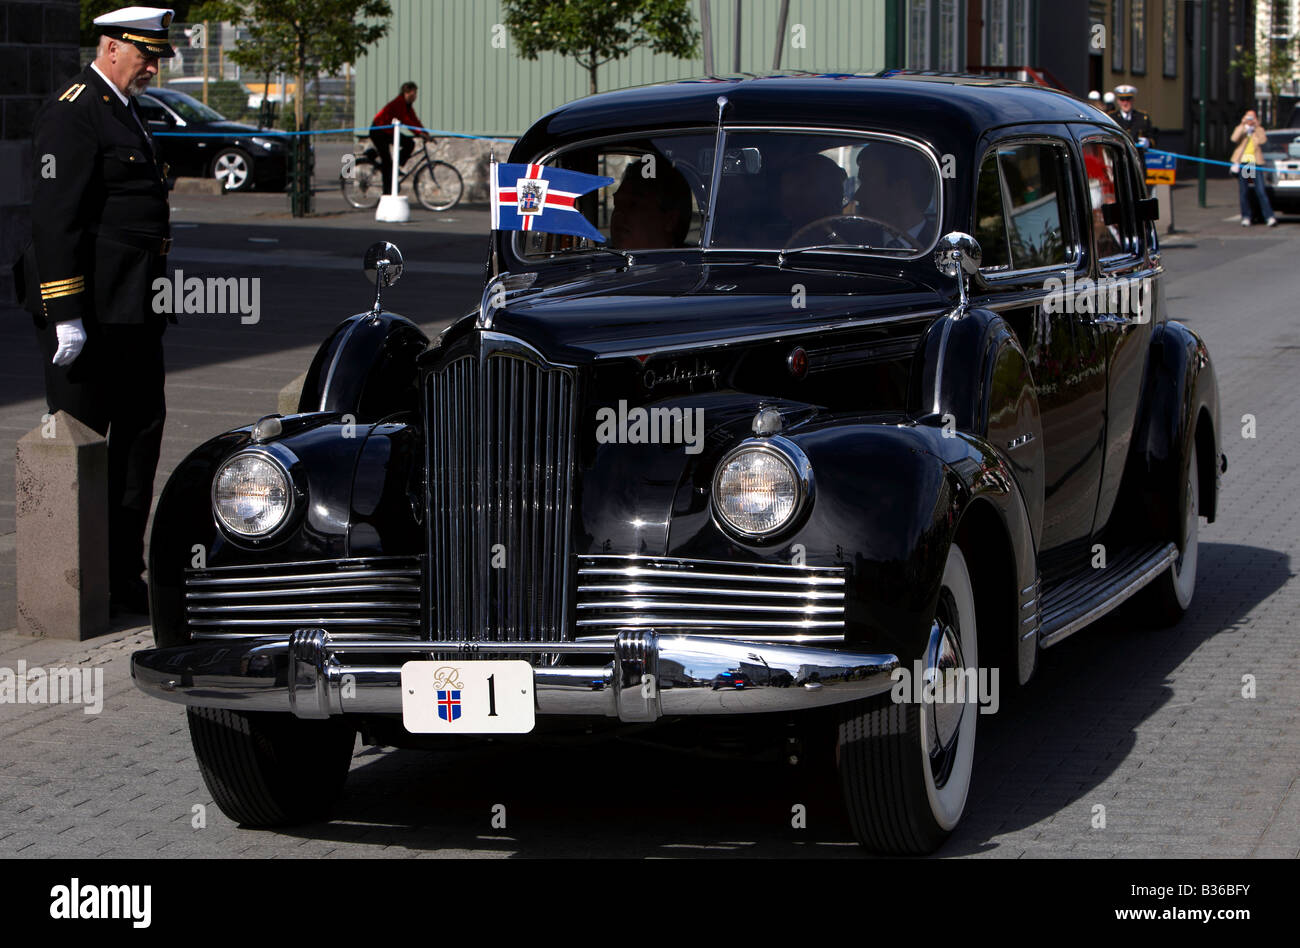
[909,0,931,68]
[987,0,1008,65]
[1112,0,1125,71]
[937,0,962,71]
[1131,0,1146,74]
[1162,0,1177,77]
[1011,0,1030,64]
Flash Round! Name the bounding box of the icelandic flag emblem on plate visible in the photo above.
[491,162,614,242]
[436,689,462,722]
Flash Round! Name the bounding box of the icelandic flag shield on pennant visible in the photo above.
[491,162,614,242]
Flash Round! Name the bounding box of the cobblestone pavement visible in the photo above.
[0,181,1297,858]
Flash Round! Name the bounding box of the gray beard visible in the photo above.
[126,78,151,97]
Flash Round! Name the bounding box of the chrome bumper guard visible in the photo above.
[131,630,899,723]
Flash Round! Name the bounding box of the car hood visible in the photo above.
[486,260,950,361]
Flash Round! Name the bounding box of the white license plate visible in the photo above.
[400,661,535,733]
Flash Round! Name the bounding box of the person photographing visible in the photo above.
[1230,110,1278,227]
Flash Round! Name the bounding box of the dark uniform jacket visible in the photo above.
[1113,108,1157,147]
[15,64,171,327]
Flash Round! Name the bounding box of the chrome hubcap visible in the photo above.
[924,592,966,788]
[216,155,248,188]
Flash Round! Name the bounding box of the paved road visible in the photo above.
[1,182,1297,858]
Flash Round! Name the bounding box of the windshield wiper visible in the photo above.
[546,245,634,268]
[777,244,904,266]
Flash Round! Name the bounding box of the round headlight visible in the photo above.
[213,452,293,538]
[712,440,809,538]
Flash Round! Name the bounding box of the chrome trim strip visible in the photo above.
[185,584,418,600]
[1039,543,1177,649]
[132,629,900,721]
[577,567,842,586]
[576,617,844,628]
[578,583,844,599]
[580,553,844,571]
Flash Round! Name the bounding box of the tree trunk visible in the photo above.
[295,29,306,131]
[589,46,598,95]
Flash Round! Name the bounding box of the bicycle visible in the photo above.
[341,135,464,212]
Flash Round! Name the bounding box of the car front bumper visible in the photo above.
[131,629,899,723]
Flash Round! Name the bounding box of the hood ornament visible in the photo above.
[933,232,981,316]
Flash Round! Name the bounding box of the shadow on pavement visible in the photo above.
[244,541,1289,857]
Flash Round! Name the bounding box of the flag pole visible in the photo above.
[486,151,499,282]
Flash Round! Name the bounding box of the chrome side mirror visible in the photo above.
[934,231,981,313]
[364,241,404,316]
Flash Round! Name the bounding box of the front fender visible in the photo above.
[665,420,1038,681]
[1123,320,1222,544]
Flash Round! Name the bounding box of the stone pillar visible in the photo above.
[15,411,110,639]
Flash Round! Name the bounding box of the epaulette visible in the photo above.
[57,83,87,104]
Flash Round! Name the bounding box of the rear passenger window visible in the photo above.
[1082,141,1137,261]
[974,142,1071,273]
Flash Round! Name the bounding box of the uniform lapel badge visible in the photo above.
[58,83,86,103]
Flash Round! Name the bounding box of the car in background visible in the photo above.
[136,87,288,193]
[1262,129,1300,215]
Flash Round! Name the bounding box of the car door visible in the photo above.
[971,133,1107,573]
[1076,130,1157,537]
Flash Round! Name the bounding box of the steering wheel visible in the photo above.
[784,214,919,251]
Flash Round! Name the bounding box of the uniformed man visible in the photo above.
[1112,84,1156,149]
[14,6,176,616]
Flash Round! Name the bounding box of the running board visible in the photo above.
[1038,542,1178,649]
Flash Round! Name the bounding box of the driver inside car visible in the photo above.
[778,153,848,243]
[609,157,694,250]
[849,143,937,249]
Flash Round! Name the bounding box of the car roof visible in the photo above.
[515,71,1101,158]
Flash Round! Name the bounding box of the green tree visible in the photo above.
[191,0,389,130]
[1230,30,1299,126]
[503,0,699,96]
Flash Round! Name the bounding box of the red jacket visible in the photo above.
[372,94,423,132]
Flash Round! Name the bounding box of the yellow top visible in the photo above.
[1242,136,1257,164]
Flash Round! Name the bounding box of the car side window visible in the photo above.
[1082,140,1138,262]
[974,153,1012,270]
[137,96,168,123]
[975,141,1071,274]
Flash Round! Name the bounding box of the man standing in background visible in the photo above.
[14,6,176,617]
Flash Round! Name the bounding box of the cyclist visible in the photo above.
[370,81,430,193]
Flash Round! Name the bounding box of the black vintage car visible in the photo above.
[136,87,288,192]
[132,74,1225,854]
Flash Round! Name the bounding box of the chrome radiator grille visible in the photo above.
[185,556,422,637]
[426,337,577,642]
[576,555,847,640]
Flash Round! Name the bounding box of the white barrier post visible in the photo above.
[375,117,411,222]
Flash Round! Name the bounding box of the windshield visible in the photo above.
[517,129,939,261]
[163,91,226,124]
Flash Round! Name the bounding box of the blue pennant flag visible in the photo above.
[491,162,614,242]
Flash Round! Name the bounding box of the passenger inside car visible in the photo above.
[609,158,694,250]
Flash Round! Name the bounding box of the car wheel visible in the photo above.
[836,543,978,854]
[1134,449,1199,627]
[211,147,254,192]
[187,707,355,826]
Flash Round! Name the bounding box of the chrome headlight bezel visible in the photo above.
[710,435,814,540]
[211,445,300,543]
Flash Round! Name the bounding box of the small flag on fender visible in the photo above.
[490,161,613,242]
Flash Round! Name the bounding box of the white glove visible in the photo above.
[1136,137,1149,148]
[52,318,86,367]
